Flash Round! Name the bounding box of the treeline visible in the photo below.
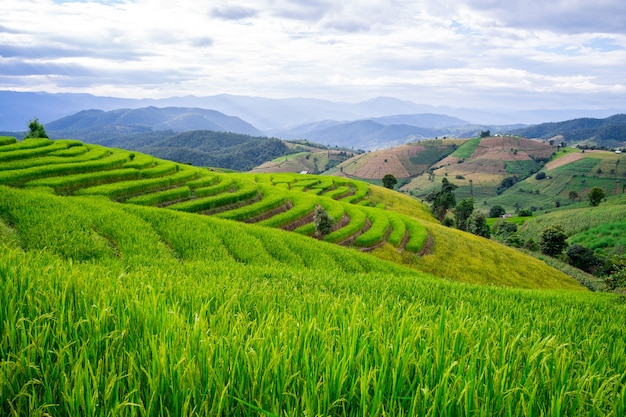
[512,114,626,148]
[46,128,291,171]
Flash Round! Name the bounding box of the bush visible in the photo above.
[540,225,568,257]
[566,244,602,274]
[489,205,506,218]
[467,211,490,238]
[314,205,333,237]
[535,172,546,180]
[518,208,533,217]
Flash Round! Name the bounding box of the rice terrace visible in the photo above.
[1,135,625,416]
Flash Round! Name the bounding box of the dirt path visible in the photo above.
[544,152,584,170]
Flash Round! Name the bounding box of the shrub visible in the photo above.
[535,172,546,180]
[489,205,506,218]
[314,205,333,237]
[467,211,490,238]
[566,244,602,274]
[518,208,533,217]
[540,225,568,257]
[588,187,605,207]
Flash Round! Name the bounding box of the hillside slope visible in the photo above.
[511,114,626,148]
[47,106,262,136]
[0,136,584,290]
[1,182,624,416]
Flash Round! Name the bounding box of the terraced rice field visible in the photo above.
[0,137,427,253]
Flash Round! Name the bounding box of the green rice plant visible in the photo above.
[3,185,624,417]
[139,161,179,178]
[26,168,142,193]
[353,207,391,248]
[47,144,89,157]
[76,168,199,199]
[194,176,235,197]
[0,145,109,171]
[386,213,407,247]
[0,150,129,186]
[323,204,367,243]
[0,136,17,146]
[186,173,219,189]
[257,193,319,228]
[322,185,352,200]
[126,186,192,206]
[215,188,288,222]
[340,180,369,204]
[122,152,155,169]
[403,217,428,252]
[168,181,260,213]
[0,137,50,152]
[0,140,70,162]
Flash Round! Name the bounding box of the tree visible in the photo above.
[566,244,601,274]
[568,190,579,203]
[588,187,605,206]
[382,174,397,190]
[314,205,333,237]
[25,117,48,139]
[540,225,568,257]
[489,205,506,218]
[467,211,490,238]
[454,197,474,231]
[424,177,457,222]
[480,130,491,138]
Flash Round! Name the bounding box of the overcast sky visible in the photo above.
[2,0,625,110]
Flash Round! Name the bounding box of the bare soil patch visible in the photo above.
[544,152,585,170]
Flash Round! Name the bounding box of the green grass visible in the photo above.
[0,138,591,288]
[0,186,624,416]
[450,137,480,159]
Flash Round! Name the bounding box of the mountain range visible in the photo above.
[2,90,623,132]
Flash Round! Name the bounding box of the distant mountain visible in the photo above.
[273,120,441,150]
[46,107,262,136]
[369,113,468,128]
[3,90,623,132]
[511,114,626,148]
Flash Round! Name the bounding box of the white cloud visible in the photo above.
[0,0,625,111]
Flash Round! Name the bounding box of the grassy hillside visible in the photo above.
[2,184,625,416]
[484,148,624,214]
[518,195,626,255]
[1,136,624,415]
[328,139,463,180]
[251,141,357,174]
[0,137,584,289]
[401,136,554,202]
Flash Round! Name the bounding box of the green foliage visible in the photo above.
[540,225,569,257]
[24,117,48,139]
[314,205,333,237]
[518,208,533,217]
[382,173,397,189]
[588,186,606,206]
[454,197,474,231]
[535,171,546,180]
[0,136,17,146]
[566,244,602,274]
[450,137,480,159]
[466,210,490,238]
[489,204,506,218]
[425,177,457,221]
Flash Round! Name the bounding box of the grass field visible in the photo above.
[1,185,625,416]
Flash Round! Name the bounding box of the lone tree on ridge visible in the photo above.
[382,174,398,190]
[25,118,48,139]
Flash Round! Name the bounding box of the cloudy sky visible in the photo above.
[2,0,625,110]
